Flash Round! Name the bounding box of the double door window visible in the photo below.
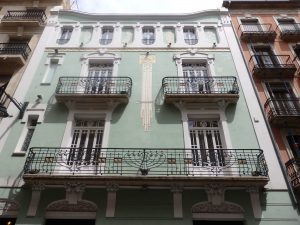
[85,63,113,94]
[182,63,210,93]
[253,46,279,68]
[188,119,225,167]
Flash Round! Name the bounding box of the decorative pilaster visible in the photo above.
[65,182,85,204]
[106,183,119,217]
[247,186,262,219]
[205,184,225,206]
[171,185,183,218]
[27,182,45,217]
[139,55,156,131]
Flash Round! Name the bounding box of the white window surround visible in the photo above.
[174,51,216,77]
[80,51,121,78]
[41,53,64,84]
[181,109,232,150]
[12,103,46,156]
[60,110,111,149]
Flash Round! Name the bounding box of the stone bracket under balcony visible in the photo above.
[162,76,239,105]
[276,23,300,42]
[1,10,47,27]
[264,98,300,127]
[55,76,132,109]
[238,24,276,42]
[23,147,269,188]
[249,55,297,78]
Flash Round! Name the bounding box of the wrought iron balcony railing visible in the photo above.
[100,39,113,45]
[264,98,300,125]
[142,39,155,45]
[162,76,239,95]
[285,158,300,190]
[276,23,300,41]
[56,76,132,96]
[249,54,296,77]
[184,39,198,45]
[0,43,31,60]
[238,24,276,42]
[24,147,268,178]
[2,10,47,24]
[56,38,70,45]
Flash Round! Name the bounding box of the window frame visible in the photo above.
[183,26,198,45]
[142,26,155,45]
[100,26,114,45]
[57,26,73,45]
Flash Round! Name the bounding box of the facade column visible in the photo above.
[65,182,85,204]
[27,182,45,217]
[247,186,262,219]
[106,183,119,217]
[175,23,185,47]
[171,185,183,218]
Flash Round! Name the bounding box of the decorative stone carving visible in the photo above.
[65,182,85,204]
[106,183,119,192]
[192,201,244,214]
[205,184,225,205]
[47,200,97,212]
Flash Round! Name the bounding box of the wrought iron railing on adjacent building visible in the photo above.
[237,23,276,41]
[0,43,31,60]
[56,77,132,96]
[264,98,300,121]
[276,23,300,40]
[24,147,268,177]
[2,10,47,24]
[285,158,300,190]
[162,76,239,95]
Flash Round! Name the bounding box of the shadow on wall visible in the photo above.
[154,87,181,124]
[225,103,237,124]
[110,104,127,124]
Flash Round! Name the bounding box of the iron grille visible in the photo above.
[264,98,300,119]
[2,10,47,24]
[285,158,300,189]
[0,43,31,60]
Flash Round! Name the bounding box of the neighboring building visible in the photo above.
[0,0,70,111]
[223,0,300,206]
[0,5,298,225]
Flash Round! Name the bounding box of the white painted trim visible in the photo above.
[60,110,111,148]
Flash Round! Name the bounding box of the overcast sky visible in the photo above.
[73,0,224,14]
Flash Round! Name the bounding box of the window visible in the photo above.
[182,63,209,93]
[287,135,300,158]
[85,63,113,94]
[184,27,198,45]
[20,116,38,152]
[100,27,114,45]
[163,27,176,44]
[142,27,155,45]
[188,119,225,167]
[57,27,73,44]
[68,118,104,166]
[241,19,262,32]
[278,18,300,32]
[122,26,134,44]
[252,45,278,67]
[42,59,58,84]
[80,27,93,45]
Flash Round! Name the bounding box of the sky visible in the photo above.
[73,0,224,14]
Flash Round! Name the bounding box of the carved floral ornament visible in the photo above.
[47,200,97,212]
[192,201,245,214]
[173,51,215,65]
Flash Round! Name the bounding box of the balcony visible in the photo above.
[264,98,300,127]
[162,76,239,104]
[23,147,268,187]
[55,76,132,107]
[285,158,300,191]
[276,23,300,42]
[0,43,31,68]
[238,24,276,42]
[249,54,296,78]
[1,10,47,26]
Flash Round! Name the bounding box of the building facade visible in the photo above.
[0,5,299,225]
[0,0,70,113]
[223,0,300,206]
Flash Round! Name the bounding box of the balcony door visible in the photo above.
[62,119,104,174]
[265,82,299,115]
[85,63,113,94]
[241,18,262,32]
[183,63,210,93]
[253,46,279,68]
[188,119,226,173]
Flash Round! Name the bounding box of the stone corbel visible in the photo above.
[247,186,262,219]
[171,185,183,218]
[205,184,225,206]
[106,183,119,217]
[27,182,45,217]
[65,182,85,204]
[217,100,229,110]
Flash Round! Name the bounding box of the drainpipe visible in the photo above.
[229,18,298,206]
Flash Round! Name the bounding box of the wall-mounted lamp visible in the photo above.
[79,42,83,47]
[54,49,58,54]
[123,42,127,47]
[212,42,217,48]
[167,43,172,48]
[146,51,149,56]
[0,84,26,119]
